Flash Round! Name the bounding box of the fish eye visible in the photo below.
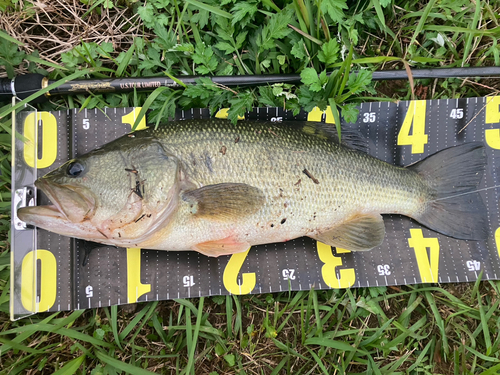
[66,161,86,177]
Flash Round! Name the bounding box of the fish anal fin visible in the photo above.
[182,183,265,221]
[193,237,250,257]
[311,214,385,251]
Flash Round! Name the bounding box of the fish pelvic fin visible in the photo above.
[311,213,385,251]
[193,237,251,257]
[409,142,489,241]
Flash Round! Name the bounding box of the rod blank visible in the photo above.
[1,66,499,103]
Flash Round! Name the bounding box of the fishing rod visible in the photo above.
[1,66,499,103]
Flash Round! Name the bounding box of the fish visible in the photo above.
[17,119,489,257]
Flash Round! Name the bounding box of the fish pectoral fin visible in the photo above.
[182,183,265,221]
[311,214,385,251]
[192,237,251,257]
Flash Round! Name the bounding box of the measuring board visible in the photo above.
[10,97,500,320]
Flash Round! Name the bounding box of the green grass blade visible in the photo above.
[96,351,157,374]
[126,302,159,346]
[188,10,203,46]
[184,305,193,374]
[406,0,437,56]
[424,291,448,358]
[261,0,281,12]
[0,68,94,120]
[288,23,322,45]
[337,44,353,96]
[421,25,500,35]
[24,55,67,70]
[464,345,500,363]
[116,44,135,77]
[293,0,310,30]
[359,318,394,347]
[233,295,243,340]
[407,339,433,373]
[478,363,500,375]
[312,290,322,337]
[367,354,383,375]
[164,70,188,89]
[409,56,442,63]
[387,315,428,349]
[52,355,86,375]
[462,0,481,66]
[225,295,233,338]
[272,338,308,360]
[119,302,153,341]
[175,298,199,315]
[159,324,222,337]
[185,0,232,19]
[183,297,205,375]
[328,99,342,140]
[305,346,331,374]
[1,324,113,348]
[0,30,24,46]
[109,305,123,350]
[270,356,288,375]
[82,0,107,18]
[305,337,357,352]
[349,56,402,65]
[397,295,423,326]
[130,87,170,131]
[151,311,169,345]
[0,337,45,354]
[371,0,386,33]
[477,290,492,354]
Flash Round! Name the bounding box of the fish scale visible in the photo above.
[18,119,488,256]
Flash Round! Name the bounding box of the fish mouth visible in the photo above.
[18,178,96,226]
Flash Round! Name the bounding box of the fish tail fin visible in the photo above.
[409,142,489,240]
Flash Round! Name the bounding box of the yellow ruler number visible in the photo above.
[122,108,148,131]
[21,250,57,312]
[397,101,428,154]
[126,248,151,303]
[223,248,256,295]
[495,228,500,260]
[306,106,336,123]
[408,229,440,283]
[23,112,58,169]
[215,108,245,120]
[316,242,355,288]
[485,96,500,149]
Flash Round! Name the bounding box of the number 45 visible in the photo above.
[450,108,463,119]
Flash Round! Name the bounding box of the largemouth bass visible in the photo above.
[18,119,488,256]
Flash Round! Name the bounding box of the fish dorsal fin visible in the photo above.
[193,237,250,257]
[182,183,265,221]
[296,122,368,153]
[311,213,385,251]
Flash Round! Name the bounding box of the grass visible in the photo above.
[1,0,500,373]
[1,285,500,374]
